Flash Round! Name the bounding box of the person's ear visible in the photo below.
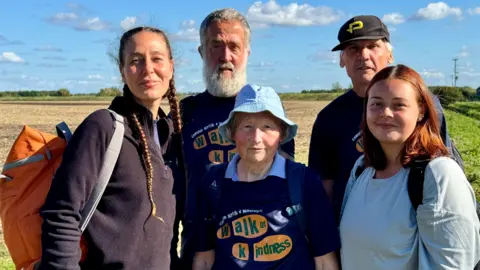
[388,52,394,64]
[198,45,203,59]
[418,104,425,122]
[339,53,345,68]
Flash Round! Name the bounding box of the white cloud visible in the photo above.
[75,17,110,31]
[458,46,470,58]
[176,57,192,67]
[467,7,480,15]
[421,70,445,79]
[35,45,62,52]
[43,56,66,61]
[280,84,290,89]
[246,0,342,27]
[0,52,25,63]
[120,16,137,31]
[462,71,480,78]
[66,3,90,14]
[37,63,68,68]
[251,61,276,67]
[47,12,79,23]
[412,2,462,20]
[308,50,338,64]
[88,74,103,80]
[382,13,405,25]
[250,22,271,29]
[19,74,40,81]
[182,20,195,28]
[170,20,198,42]
[188,79,202,84]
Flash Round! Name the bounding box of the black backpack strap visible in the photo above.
[355,163,365,179]
[450,142,465,171]
[407,160,430,211]
[285,159,307,238]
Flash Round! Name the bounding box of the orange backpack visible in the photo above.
[0,109,124,270]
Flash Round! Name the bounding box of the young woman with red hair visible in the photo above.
[339,64,480,269]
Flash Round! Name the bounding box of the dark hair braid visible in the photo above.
[166,74,182,133]
[131,113,164,222]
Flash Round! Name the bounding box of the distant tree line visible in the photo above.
[301,82,479,106]
[429,86,479,106]
[0,85,478,105]
[0,88,72,97]
[0,87,122,97]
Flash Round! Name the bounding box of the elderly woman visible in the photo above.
[192,84,340,270]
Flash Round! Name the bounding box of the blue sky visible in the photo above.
[1,0,480,94]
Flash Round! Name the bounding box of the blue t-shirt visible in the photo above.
[196,153,340,269]
[308,89,451,223]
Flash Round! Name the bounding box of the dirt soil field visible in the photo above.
[0,100,328,165]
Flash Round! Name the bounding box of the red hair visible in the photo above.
[362,64,449,170]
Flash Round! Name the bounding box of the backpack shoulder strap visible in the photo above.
[285,159,307,237]
[79,109,125,232]
[354,158,366,180]
[340,155,365,221]
[407,160,430,212]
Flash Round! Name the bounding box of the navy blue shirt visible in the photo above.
[196,154,340,269]
[308,89,451,223]
[177,91,295,267]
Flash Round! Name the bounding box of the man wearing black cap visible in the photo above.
[307,15,458,224]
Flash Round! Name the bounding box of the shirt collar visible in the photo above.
[225,151,286,181]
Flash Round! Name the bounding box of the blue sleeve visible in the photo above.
[431,95,450,147]
[417,157,480,269]
[303,167,341,256]
[308,111,337,180]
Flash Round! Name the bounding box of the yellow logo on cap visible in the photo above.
[347,21,364,34]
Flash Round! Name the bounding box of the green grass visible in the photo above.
[447,101,480,121]
[0,239,14,269]
[444,108,480,197]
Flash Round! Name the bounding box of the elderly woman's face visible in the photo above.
[232,111,283,165]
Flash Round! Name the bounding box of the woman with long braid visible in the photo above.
[38,26,182,270]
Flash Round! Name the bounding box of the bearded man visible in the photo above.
[175,8,295,270]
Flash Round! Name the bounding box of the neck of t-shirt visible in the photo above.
[237,158,274,182]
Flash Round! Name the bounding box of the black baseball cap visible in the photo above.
[331,15,390,51]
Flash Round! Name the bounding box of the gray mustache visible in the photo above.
[216,63,235,72]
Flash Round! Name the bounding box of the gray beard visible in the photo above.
[203,61,247,98]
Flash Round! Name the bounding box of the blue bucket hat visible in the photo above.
[218,84,298,144]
